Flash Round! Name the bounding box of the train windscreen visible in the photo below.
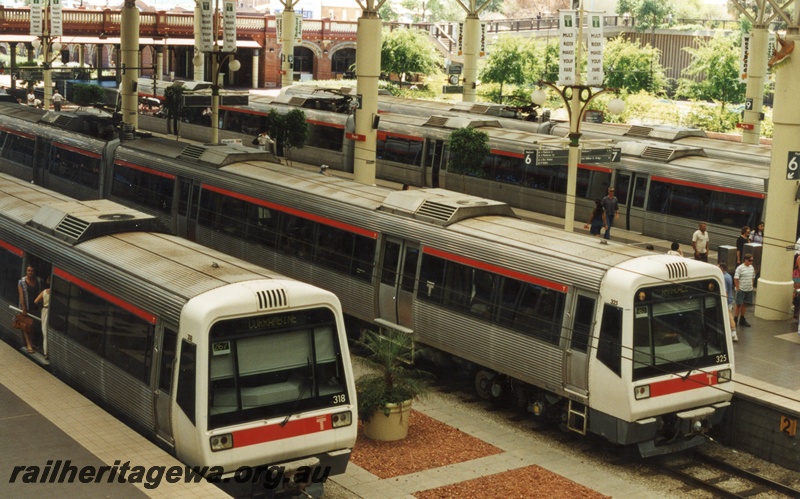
[631,281,728,381]
[207,307,349,429]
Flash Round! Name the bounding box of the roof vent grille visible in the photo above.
[256,288,288,310]
[666,262,688,280]
[181,144,206,159]
[469,104,491,114]
[424,116,450,127]
[641,146,675,162]
[54,215,90,240]
[626,125,654,137]
[417,201,457,222]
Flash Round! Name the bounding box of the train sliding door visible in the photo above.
[377,238,419,331]
[564,292,595,396]
[614,171,648,233]
[175,178,200,241]
[425,140,445,189]
[153,326,177,447]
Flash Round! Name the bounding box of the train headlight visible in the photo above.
[210,433,234,452]
[634,385,651,400]
[332,410,352,428]
[717,369,732,383]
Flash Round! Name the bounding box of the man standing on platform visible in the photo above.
[601,187,619,240]
[692,222,710,262]
[734,253,756,328]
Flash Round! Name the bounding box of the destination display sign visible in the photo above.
[524,147,621,166]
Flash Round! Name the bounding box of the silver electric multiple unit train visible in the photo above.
[0,111,734,456]
[0,173,357,496]
[130,88,772,248]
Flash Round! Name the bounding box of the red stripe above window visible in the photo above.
[0,239,23,257]
[53,267,157,324]
[0,127,35,140]
[651,176,764,199]
[202,184,378,239]
[423,246,568,293]
[114,160,177,180]
[54,142,102,159]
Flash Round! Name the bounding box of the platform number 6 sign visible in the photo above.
[787,152,800,180]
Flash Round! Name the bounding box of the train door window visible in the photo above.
[615,173,631,206]
[380,240,401,286]
[159,328,178,393]
[632,175,648,208]
[400,246,420,293]
[571,295,595,353]
[176,340,197,425]
[597,304,622,377]
[177,179,191,217]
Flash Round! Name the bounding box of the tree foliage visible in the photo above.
[676,33,745,108]
[603,37,667,94]
[448,128,490,176]
[163,84,185,136]
[381,28,442,82]
[478,36,559,104]
[399,0,461,22]
[71,83,105,108]
[265,109,308,166]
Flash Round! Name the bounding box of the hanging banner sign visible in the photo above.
[457,22,463,56]
[50,0,63,37]
[199,0,214,52]
[30,0,43,36]
[559,10,577,85]
[276,18,283,42]
[586,13,604,86]
[740,34,750,82]
[480,22,486,57]
[222,0,237,53]
[295,16,303,44]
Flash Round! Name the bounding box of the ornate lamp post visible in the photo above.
[30,0,63,110]
[530,2,624,233]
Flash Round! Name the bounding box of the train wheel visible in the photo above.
[474,370,495,400]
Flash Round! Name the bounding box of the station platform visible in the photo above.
[0,341,228,498]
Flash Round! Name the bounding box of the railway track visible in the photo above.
[651,450,800,498]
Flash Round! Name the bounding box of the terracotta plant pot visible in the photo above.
[362,400,412,441]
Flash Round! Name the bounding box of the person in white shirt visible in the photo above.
[52,88,64,111]
[692,222,709,262]
[734,254,756,327]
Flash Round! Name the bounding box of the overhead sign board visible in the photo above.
[524,148,621,166]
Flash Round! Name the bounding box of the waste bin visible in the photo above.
[717,245,736,274]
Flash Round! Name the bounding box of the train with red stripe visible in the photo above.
[130,88,768,249]
[0,174,356,497]
[0,103,734,456]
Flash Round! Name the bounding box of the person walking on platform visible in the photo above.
[736,226,751,265]
[692,222,710,262]
[601,187,619,240]
[52,88,64,112]
[584,199,606,238]
[734,254,756,327]
[719,263,738,342]
[18,265,43,353]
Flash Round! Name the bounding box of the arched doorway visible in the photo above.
[331,48,355,77]
[293,46,314,81]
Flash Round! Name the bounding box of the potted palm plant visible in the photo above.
[356,329,429,441]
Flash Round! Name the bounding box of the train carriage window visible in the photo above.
[159,328,178,393]
[614,174,631,206]
[58,281,106,356]
[524,163,568,194]
[377,136,423,166]
[111,164,173,214]
[48,147,101,189]
[1,132,35,167]
[248,204,281,248]
[442,262,472,312]
[352,235,376,282]
[597,304,622,377]
[400,247,420,293]
[0,249,22,304]
[418,254,445,303]
[493,154,523,184]
[511,284,565,345]
[103,306,154,384]
[176,340,196,425]
[707,191,762,228]
[279,214,315,258]
[307,122,345,152]
[469,269,496,320]
[317,224,354,274]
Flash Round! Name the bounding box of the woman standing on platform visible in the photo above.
[18,265,42,354]
[584,199,606,238]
